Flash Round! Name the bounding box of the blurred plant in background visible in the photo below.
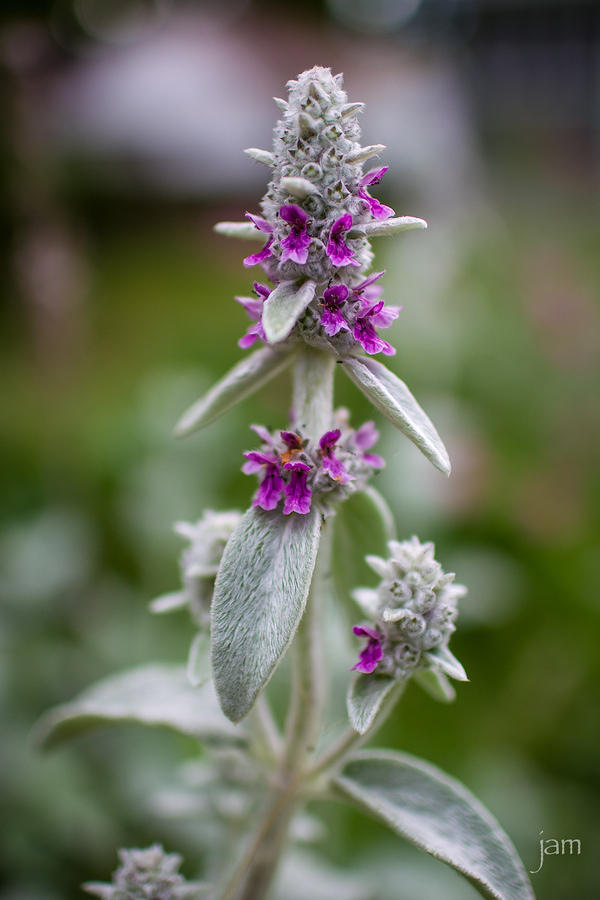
[1,1,599,898]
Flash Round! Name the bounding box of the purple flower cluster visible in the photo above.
[244,189,390,273]
[242,416,384,516]
[236,270,400,356]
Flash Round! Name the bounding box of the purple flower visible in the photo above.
[354,421,385,468]
[283,461,312,515]
[279,204,312,265]
[320,284,350,336]
[358,167,394,220]
[353,301,396,356]
[243,214,274,267]
[236,282,270,348]
[352,624,383,674]
[319,429,352,483]
[352,270,385,304]
[326,214,361,268]
[358,294,401,328]
[242,450,283,511]
[280,430,304,464]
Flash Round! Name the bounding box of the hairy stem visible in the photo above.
[308,681,404,780]
[219,349,335,900]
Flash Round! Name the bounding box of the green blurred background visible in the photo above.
[1,1,599,897]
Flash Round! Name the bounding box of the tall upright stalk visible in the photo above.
[220,350,334,900]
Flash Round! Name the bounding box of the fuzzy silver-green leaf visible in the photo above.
[347,674,398,735]
[335,750,535,900]
[175,347,294,436]
[211,506,321,722]
[262,280,316,344]
[34,665,242,749]
[342,356,451,475]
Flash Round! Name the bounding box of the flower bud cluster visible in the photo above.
[237,66,402,358]
[242,409,384,517]
[352,537,467,683]
[84,844,191,900]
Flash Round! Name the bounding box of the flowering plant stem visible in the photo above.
[220,349,334,900]
[37,67,535,900]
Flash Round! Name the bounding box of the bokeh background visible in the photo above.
[1,1,599,898]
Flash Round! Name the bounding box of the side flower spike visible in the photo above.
[351,537,467,686]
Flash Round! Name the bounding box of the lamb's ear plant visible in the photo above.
[36,67,535,900]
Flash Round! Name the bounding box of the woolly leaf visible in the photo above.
[335,751,534,900]
[34,665,243,750]
[175,347,294,436]
[262,280,316,344]
[211,506,321,722]
[347,674,399,735]
[363,216,427,236]
[213,221,265,239]
[342,356,451,475]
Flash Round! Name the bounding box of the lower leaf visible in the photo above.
[34,664,243,750]
[211,506,321,723]
[334,750,534,900]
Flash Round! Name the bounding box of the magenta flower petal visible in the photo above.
[238,325,262,349]
[369,304,401,329]
[354,421,379,451]
[353,422,384,468]
[235,296,263,319]
[242,450,278,474]
[354,271,385,292]
[352,624,383,674]
[280,204,308,227]
[253,281,272,299]
[319,429,341,452]
[359,167,389,188]
[243,213,274,267]
[282,460,312,515]
[363,452,385,468]
[280,430,303,451]
[279,204,312,265]
[326,214,360,268]
[320,284,350,336]
[236,287,269,348]
[254,466,284,510]
[358,168,394,220]
[319,428,352,484]
[354,301,397,356]
[243,237,274,267]
[250,424,276,445]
